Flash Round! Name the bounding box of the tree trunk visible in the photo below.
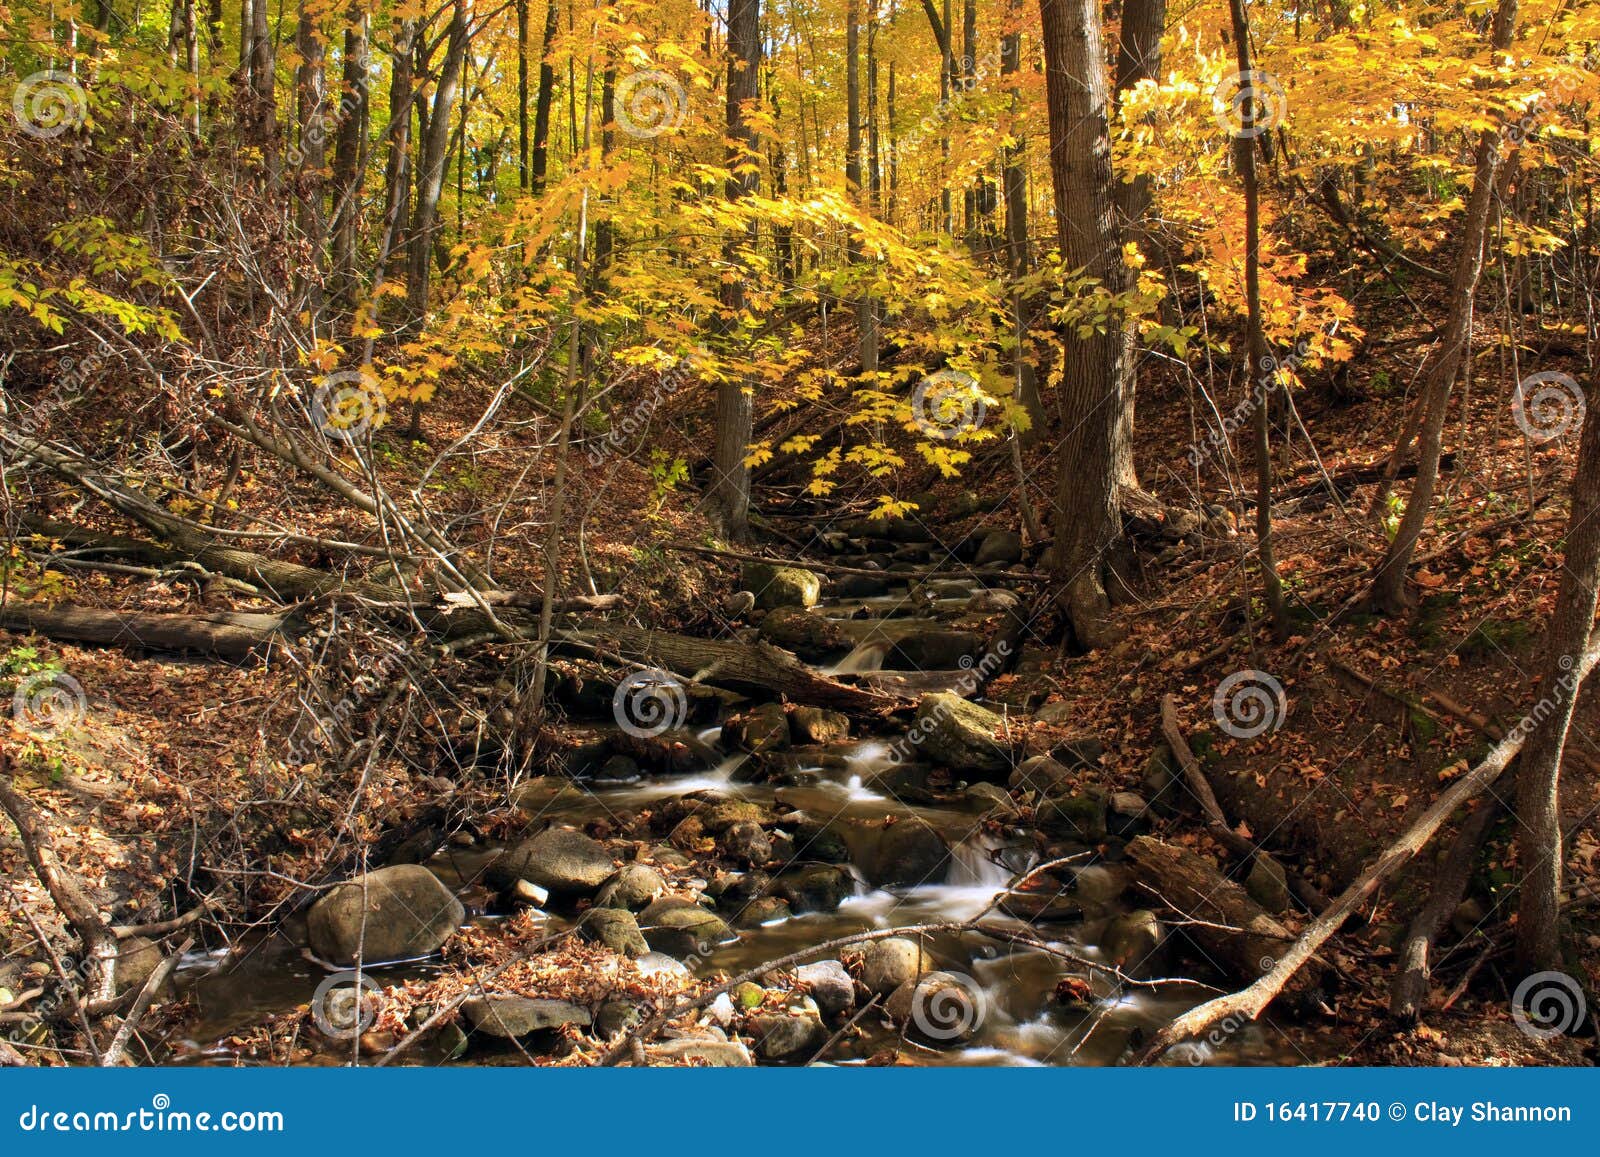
[329,4,370,310]
[1227,0,1289,639]
[530,0,559,192]
[1369,0,1520,613]
[707,0,762,541]
[295,0,329,282]
[405,0,474,329]
[1039,0,1131,648]
[0,605,294,661]
[1516,371,1600,973]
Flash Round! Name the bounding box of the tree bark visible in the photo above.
[530,0,559,192]
[1516,372,1600,973]
[329,3,370,309]
[1039,0,1132,648]
[0,606,294,661]
[405,0,474,328]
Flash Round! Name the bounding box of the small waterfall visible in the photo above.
[823,641,889,675]
[948,835,1020,890]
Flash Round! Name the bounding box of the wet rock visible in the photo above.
[1008,754,1072,795]
[885,972,984,1043]
[724,703,791,753]
[510,776,589,816]
[963,781,1021,818]
[794,960,856,1019]
[646,1037,754,1066]
[967,588,1021,614]
[856,937,927,996]
[698,798,777,832]
[461,995,591,1039]
[973,529,1023,566]
[854,820,951,888]
[1246,854,1291,914]
[638,898,733,957]
[743,563,822,610]
[486,828,615,896]
[911,692,1012,775]
[1037,786,1108,842]
[747,1009,828,1059]
[594,863,667,911]
[114,936,164,996]
[595,999,646,1037]
[832,573,891,598]
[510,879,550,908]
[732,895,792,929]
[1101,909,1166,975]
[592,755,641,784]
[996,890,1083,922]
[307,864,465,965]
[720,820,772,865]
[866,763,944,805]
[647,844,692,869]
[579,907,649,957]
[724,590,758,618]
[789,706,850,744]
[779,816,853,863]
[758,607,850,659]
[775,864,855,913]
[887,629,986,671]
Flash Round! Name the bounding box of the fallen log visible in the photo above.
[0,604,296,661]
[1125,835,1315,991]
[1133,623,1600,1065]
[553,624,907,713]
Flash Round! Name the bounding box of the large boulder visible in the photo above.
[579,907,649,957]
[486,827,615,896]
[638,898,733,958]
[887,629,987,671]
[973,529,1023,566]
[724,703,791,754]
[1008,754,1072,795]
[853,820,951,888]
[1037,786,1108,842]
[910,693,1012,774]
[307,865,465,965]
[855,937,927,996]
[789,706,850,745]
[742,563,822,610]
[594,863,667,911]
[885,971,985,1043]
[758,607,850,659]
[461,995,591,1039]
[794,960,856,1019]
[774,864,855,913]
[1101,909,1166,976]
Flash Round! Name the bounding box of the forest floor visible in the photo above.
[3,306,1598,1067]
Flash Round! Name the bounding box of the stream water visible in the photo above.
[168,551,1317,1067]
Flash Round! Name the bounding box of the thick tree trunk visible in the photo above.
[1369,0,1520,613]
[405,0,474,328]
[295,1,329,283]
[1516,374,1600,973]
[530,0,559,192]
[708,0,762,541]
[1039,0,1131,648]
[329,4,370,309]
